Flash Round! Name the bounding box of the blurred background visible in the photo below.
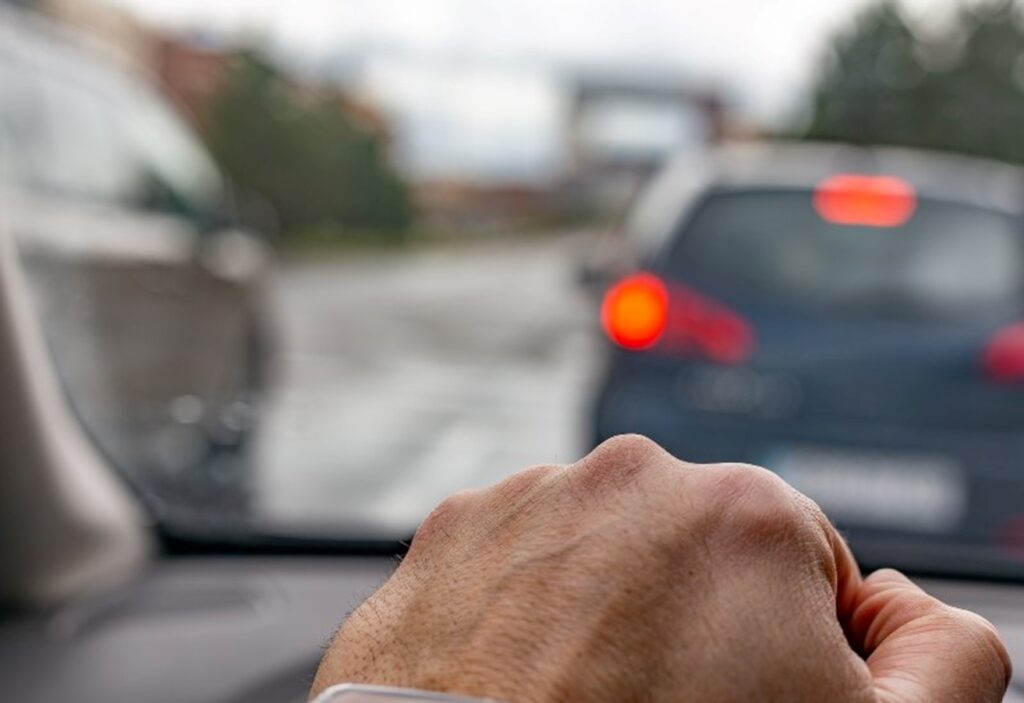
[3,0,1024,560]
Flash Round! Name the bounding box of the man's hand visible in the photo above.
[312,435,1011,702]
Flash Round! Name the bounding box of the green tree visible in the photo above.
[804,1,926,145]
[802,0,1024,164]
[938,1,1024,162]
[206,50,411,238]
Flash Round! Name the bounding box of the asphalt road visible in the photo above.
[253,232,604,536]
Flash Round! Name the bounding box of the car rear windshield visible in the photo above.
[663,189,1024,321]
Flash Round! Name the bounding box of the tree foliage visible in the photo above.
[206,51,411,237]
[803,0,1024,163]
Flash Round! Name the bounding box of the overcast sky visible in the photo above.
[104,0,954,181]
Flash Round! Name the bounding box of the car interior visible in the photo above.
[4,1,1024,701]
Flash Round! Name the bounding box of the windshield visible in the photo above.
[666,191,1024,321]
[3,0,1024,580]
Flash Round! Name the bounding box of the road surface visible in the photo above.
[254,233,604,536]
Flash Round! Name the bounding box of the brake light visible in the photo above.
[602,274,755,363]
[813,174,917,227]
[984,322,1024,383]
[601,273,669,350]
[666,286,755,364]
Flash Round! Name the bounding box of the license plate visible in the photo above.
[764,446,966,533]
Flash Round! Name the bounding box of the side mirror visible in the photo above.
[199,227,271,283]
[576,257,615,299]
[575,230,634,300]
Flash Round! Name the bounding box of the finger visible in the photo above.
[847,568,1011,702]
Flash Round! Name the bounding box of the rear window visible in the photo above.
[663,190,1024,320]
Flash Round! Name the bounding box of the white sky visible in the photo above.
[104,0,955,181]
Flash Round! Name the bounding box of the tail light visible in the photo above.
[602,273,755,363]
[984,321,1024,383]
[601,273,669,350]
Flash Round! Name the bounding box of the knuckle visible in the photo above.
[953,609,1013,684]
[588,434,665,465]
[705,463,792,514]
[701,463,816,547]
[572,434,670,494]
[415,488,479,544]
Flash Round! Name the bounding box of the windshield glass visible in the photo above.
[666,191,1024,321]
[3,0,1024,580]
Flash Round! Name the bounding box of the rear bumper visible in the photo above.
[593,370,1024,543]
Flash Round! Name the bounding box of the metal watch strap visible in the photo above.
[311,684,505,703]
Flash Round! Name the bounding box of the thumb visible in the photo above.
[846,568,1012,703]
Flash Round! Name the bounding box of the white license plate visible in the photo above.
[765,446,966,533]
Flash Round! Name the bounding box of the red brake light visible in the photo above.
[601,273,669,350]
[602,274,755,363]
[667,286,755,364]
[984,322,1024,383]
[694,306,755,365]
[813,174,917,227]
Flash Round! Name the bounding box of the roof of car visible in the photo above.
[623,141,1024,257]
[696,141,1024,215]
[0,2,145,84]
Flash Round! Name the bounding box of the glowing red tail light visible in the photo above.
[813,174,917,227]
[601,273,669,350]
[602,274,755,363]
[984,322,1024,383]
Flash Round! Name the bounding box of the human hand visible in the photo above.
[312,435,1011,702]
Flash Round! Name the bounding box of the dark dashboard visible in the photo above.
[1,556,1023,703]
[0,557,393,703]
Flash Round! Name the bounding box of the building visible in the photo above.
[561,70,725,215]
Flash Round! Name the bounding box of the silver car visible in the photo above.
[0,7,272,517]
